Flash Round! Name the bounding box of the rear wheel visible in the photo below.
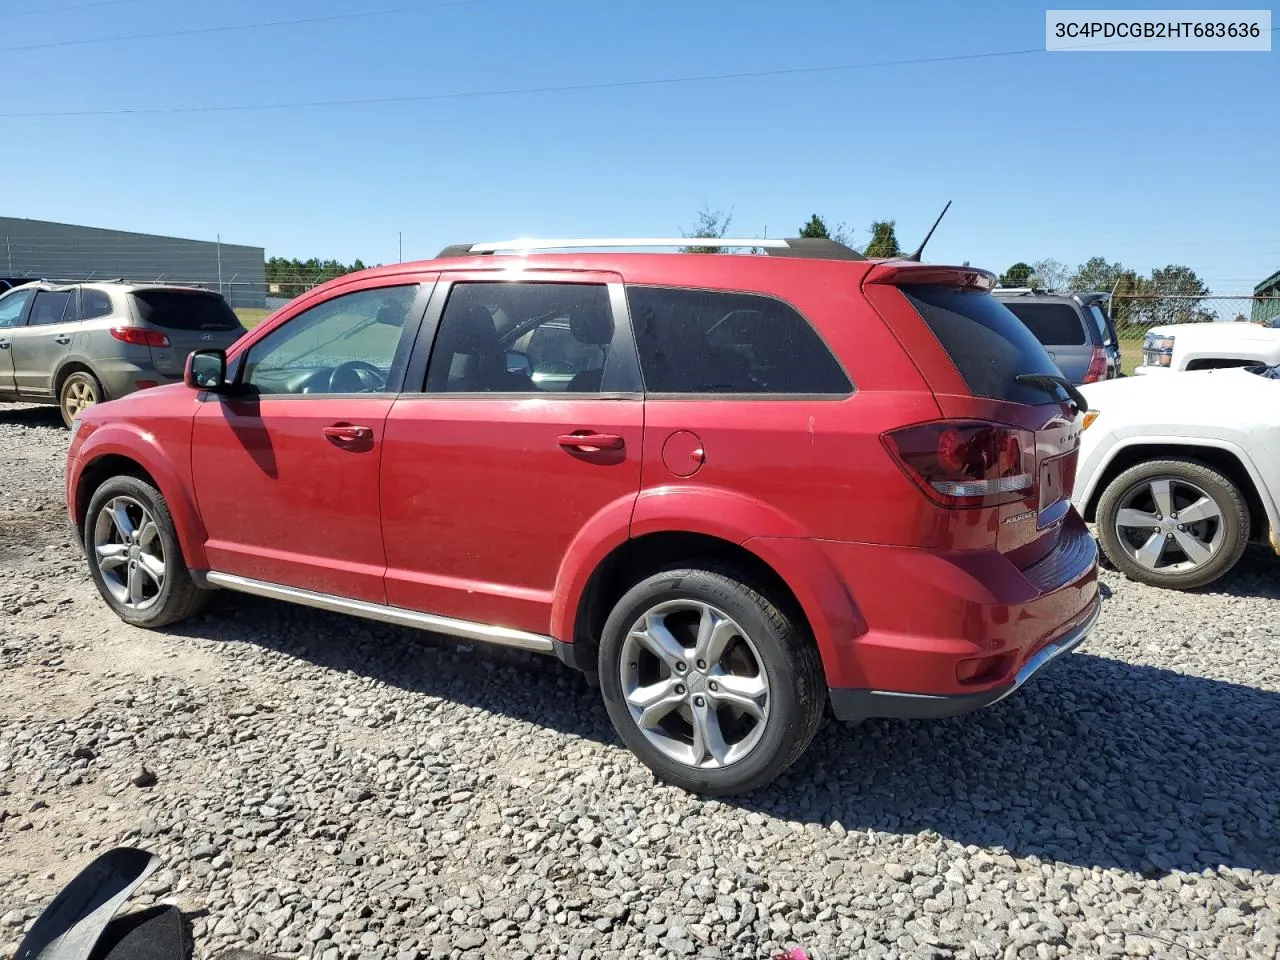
[59,371,102,428]
[1096,459,1249,590]
[85,475,209,627]
[598,566,825,795]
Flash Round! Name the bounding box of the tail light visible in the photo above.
[1082,345,1108,383]
[883,420,1035,508]
[110,326,170,348]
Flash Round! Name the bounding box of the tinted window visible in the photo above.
[0,289,33,327]
[426,283,614,393]
[243,285,417,395]
[1001,302,1088,346]
[131,291,240,331]
[902,286,1065,405]
[1088,304,1113,344]
[626,287,851,395]
[28,290,75,326]
[81,289,113,320]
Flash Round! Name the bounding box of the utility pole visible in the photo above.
[398,232,403,263]
[216,233,224,296]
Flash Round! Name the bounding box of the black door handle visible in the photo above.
[55,334,72,345]
[0,340,9,349]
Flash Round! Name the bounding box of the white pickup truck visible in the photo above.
[1136,322,1280,374]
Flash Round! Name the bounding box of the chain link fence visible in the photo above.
[1109,295,1278,337]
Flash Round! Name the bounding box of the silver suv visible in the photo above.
[0,280,246,426]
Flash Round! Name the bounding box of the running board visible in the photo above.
[203,572,557,654]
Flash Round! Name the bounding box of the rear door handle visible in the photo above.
[0,340,9,349]
[322,424,374,443]
[54,334,72,345]
[557,432,624,451]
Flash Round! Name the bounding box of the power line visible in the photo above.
[0,47,1052,119]
[0,0,494,53]
[2,25,1274,119]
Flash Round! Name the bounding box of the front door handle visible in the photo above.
[54,334,72,345]
[557,432,624,452]
[322,424,374,443]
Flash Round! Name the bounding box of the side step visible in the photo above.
[203,571,557,654]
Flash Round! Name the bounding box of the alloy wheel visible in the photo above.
[619,599,770,769]
[92,496,166,609]
[63,379,98,420]
[1113,476,1224,573]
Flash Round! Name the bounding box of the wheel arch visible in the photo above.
[72,433,209,569]
[1081,438,1275,542]
[54,360,103,400]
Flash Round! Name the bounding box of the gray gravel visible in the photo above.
[2,402,1278,960]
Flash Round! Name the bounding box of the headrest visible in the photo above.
[570,309,613,346]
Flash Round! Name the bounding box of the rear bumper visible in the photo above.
[828,594,1100,721]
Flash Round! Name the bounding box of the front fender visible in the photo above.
[1075,432,1280,536]
[72,422,208,570]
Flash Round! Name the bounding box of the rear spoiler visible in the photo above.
[864,262,998,290]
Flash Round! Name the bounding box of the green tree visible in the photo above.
[1144,264,1213,325]
[680,205,734,254]
[1000,262,1035,287]
[798,214,830,238]
[266,256,369,291]
[1029,258,1069,293]
[863,220,901,258]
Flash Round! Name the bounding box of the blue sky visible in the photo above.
[2,0,1276,290]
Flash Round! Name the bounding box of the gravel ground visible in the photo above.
[1,402,1278,960]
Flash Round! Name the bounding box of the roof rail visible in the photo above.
[992,286,1040,296]
[436,237,865,261]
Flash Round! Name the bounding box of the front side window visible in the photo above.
[0,289,34,327]
[241,285,417,395]
[626,286,851,395]
[425,282,614,393]
[28,290,75,326]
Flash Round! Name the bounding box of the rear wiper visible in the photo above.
[1015,373,1088,413]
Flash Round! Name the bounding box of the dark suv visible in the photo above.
[66,237,1100,795]
[993,288,1121,384]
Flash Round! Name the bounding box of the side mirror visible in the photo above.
[505,351,532,377]
[185,349,228,391]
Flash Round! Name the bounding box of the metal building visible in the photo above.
[0,216,266,308]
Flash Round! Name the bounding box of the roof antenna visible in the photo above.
[902,200,952,263]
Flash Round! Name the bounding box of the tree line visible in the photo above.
[266,256,371,290]
[682,207,1218,326]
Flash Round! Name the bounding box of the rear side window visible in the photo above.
[1001,302,1088,346]
[1087,304,1112,343]
[131,291,239,331]
[902,286,1063,405]
[81,289,113,320]
[28,290,75,326]
[626,286,851,395]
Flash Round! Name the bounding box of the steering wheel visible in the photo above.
[327,360,387,393]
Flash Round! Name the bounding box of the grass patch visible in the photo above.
[234,308,274,329]
[1118,336,1145,376]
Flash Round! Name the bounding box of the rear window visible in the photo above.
[1001,301,1088,346]
[130,290,240,331]
[902,286,1065,405]
[626,286,851,395]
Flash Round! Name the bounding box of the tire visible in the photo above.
[84,475,209,628]
[59,371,103,429]
[1095,458,1249,590]
[598,565,826,795]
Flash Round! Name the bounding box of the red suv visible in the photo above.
[65,237,1100,795]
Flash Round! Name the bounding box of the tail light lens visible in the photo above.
[110,326,170,348]
[1082,345,1108,383]
[883,420,1035,508]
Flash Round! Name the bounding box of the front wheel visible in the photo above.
[84,475,209,627]
[1095,459,1249,590]
[598,566,826,795]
